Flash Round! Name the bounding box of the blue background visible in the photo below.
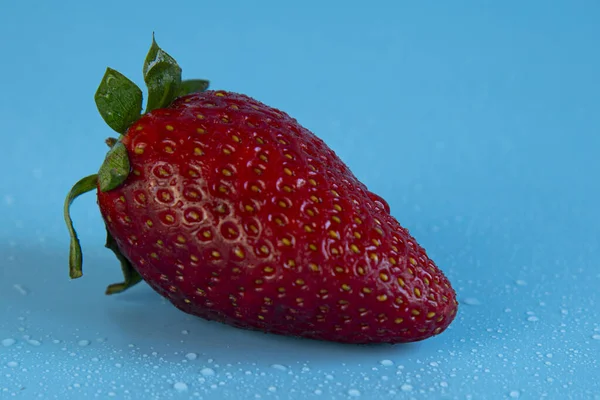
[1,1,599,399]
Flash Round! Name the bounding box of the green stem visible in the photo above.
[104,226,142,295]
[64,174,98,279]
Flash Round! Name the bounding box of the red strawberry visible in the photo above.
[64,36,457,344]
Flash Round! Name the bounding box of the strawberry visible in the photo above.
[64,36,457,344]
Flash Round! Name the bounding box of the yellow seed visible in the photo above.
[166,125,174,131]
[255,279,263,285]
[390,257,397,265]
[119,196,126,202]
[427,312,436,319]
[177,235,186,243]
[372,238,381,246]
[196,128,205,134]
[394,318,404,324]
[259,154,268,162]
[258,315,265,320]
[164,146,174,153]
[395,297,403,304]
[391,245,399,252]
[310,195,319,202]
[190,254,199,262]
[196,114,205,119]
[332,216,341,223]
[211,250,221,258]
[308,178,317,186]
[215,92,225,97]
[377,294,388,302]
[184,298,191,304]
[196,288,206,296]
[304,225,313,233]
[379,273,389,282]
[309,244,318,251]
[156,239,163,246]
[162,192,171,201]
[264,266,274,273]
[354,232,361,239]
[260,245,269,254]
[370,253,379,263]
[338,300,349,305]
[357,266,365,275]
[354,217,363,224]
[234,248,245,258]
[411,309,421,316]
[287,260,296,268]
[146,220,153,227]
[335,266,344,273]
[414,288,421,297]
[329,230,339,239]
[245,205,255,212]
[409,257,417,266]
[223,148,232,155]
[218,186,227,193]
[255,137,264,144]
[350,244,360,254]
[133,169,141,176]
[341,284,351,291]
[150,252,159,259]
[283,167,293,176]
[250,185,260,192]
[135,125,143,131]
[295,279,305,285]
[232,134,240,142]
[283,185,292,193]
[424,278,430,285]
[362,288,372,294]
[281,238,292,246]
[222,169,232,177]
[123,216,131,223]
[309,263,319,272]
[333,204,342,211]
[203,230,212,238]
[134,146,144,154]
[397,277,405,287]
[375,227,384,236]
[165,215,174,223]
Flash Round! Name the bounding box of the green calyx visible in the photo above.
[64,34,210,293]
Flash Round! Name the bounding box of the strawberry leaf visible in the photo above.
[178,79,210,96]
[104,226,142,295]
[143,35,182,112]
[98,141,130,192]
[95,68,143,134]
[64,174,98,279]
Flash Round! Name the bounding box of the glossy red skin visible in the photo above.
[97,90,457,344]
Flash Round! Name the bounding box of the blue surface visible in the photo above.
[1,1,599,399]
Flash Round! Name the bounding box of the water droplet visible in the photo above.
[592,334,600,340]
[509,390,520,398]
[348,389,361,397]
[268,386,277,392]
[314,389,323,395]
[78,340,90,347]
[174,382,188,392]
[440,381,448,388]
[13,284,28,295]
[515,280,526,286]
[379,359,394,366]
[527,316,539,322]
[186,352,198,360]
[200,367,215,377]
[271,364,288,372]
[325,374,334,380]
[27,339,41,346]
[301,366,311,372]
[463,297,481,306]
[429,361,439,367]
[2,339,15,347]
[401,384,413,392]
[181,330,189,335]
